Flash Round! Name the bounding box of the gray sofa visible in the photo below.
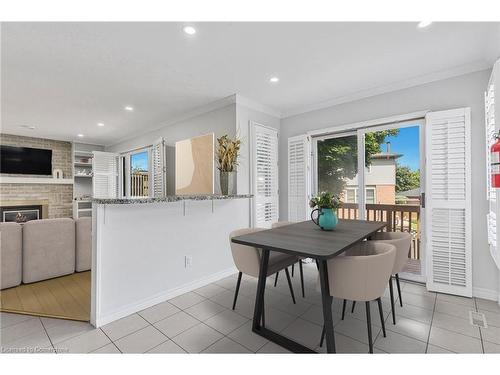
[23,218,76,284]
[0,222,23,289]
[76,217,92,272]
[0,217,91,289]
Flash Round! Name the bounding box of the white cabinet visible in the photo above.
[72,142,104,218]
[486,59,500,270]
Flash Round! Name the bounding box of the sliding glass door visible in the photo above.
[312,119,425,282]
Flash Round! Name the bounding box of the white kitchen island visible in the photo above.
[90,195,252,327]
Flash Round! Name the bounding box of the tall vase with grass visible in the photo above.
[309,192,341,230]
[216,135,241,195]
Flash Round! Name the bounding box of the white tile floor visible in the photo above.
[1,262,499,354]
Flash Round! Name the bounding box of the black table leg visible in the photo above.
[251,248,315,353]
[318,259,336,353]
[252,249,269,331]
[299,260,305,298]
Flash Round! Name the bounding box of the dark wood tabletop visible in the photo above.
[231,219,387,260]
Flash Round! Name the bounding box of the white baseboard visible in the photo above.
[472,287,499,302]
[94,267,238,327]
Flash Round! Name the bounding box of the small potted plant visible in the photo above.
[309,192,342,230]
[216,135,241,195]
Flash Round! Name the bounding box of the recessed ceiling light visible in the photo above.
[417,21,432,28]
[269,77,279,83]
[77,134,84,138]
[97,122,105,127]
[183,26,196,35]
[124,106,134,111]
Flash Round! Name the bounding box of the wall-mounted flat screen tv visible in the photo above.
[0,145,53,175]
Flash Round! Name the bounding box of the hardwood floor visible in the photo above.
[0,271,90,321]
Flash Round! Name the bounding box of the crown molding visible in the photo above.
[107,95,238,148]
[282,61,493,119]
[234,94,281,118]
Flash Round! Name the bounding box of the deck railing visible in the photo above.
[131,172,149,197]
[338,203,421,260]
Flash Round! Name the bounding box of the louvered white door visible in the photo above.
[151,137,167,198]
[252,124,279,228]
[425,108,472,297]
[288,134,311,222]
[93,151,119,199]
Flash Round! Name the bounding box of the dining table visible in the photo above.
[231,219,387,353]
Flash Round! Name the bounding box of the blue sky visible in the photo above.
[384,125,420,171]
[131,151,149,171]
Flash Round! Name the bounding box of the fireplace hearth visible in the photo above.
[0,205,43,223]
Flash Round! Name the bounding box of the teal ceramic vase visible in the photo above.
[311,207,338,231]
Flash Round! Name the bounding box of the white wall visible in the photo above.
[279,69,498,299]
[106,104,236,195]
[91,198,249,327]
[346,159,397,186]
[105,101,280,198]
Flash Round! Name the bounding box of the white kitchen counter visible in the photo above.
[91,195,252,327]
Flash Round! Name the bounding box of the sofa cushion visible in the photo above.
[0,222,22,289]
[23,218,75,283]
[75,217,91,272]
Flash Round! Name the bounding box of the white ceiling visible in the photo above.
[2,22,499,146]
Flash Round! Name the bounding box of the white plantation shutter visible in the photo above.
[288,134,311,222]
[486,62,500,269]
[425,108,472,297]
[151,137,167,198]
[92,151,119,199]
[485,83,498,267]
[252,124,279,228]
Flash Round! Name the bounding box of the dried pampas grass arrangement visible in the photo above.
[216,135,241,172]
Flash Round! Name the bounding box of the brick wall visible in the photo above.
[0,133,73,178]
[375,185,396,204]
[1,134,74,218]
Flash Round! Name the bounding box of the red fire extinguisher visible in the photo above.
[491,131,500,188]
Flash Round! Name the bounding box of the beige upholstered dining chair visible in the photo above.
[271,221,306,298]
[319,241,396,353]
[229,228,299,325]
[370,231,412,324]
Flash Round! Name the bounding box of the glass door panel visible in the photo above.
[314,133,360,219]
[362,123,424,281]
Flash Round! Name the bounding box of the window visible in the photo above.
[365,188,376,204]
[343,187,375,204]
[345,188,357,203]
[120,147,152,198]
[130,150,150,197]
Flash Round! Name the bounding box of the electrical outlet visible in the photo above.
[185,256,193,268]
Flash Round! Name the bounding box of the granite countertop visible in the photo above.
[92,194,253,205]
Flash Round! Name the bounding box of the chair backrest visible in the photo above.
[271,221,293,229]
[22,218,76,283]
[370,231,411,274]
[327,242,396,302]
[229,228,266,278]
